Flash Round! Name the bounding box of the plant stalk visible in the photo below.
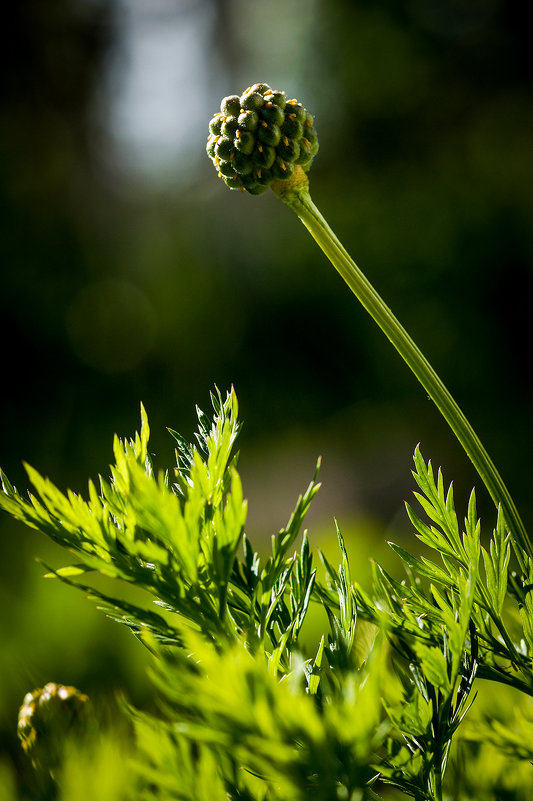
[272,168,531,561]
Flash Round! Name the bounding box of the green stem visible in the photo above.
[476,664,533,698]
[432,769,443,801]
[272,168,531,561]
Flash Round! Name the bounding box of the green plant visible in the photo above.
[1,390,533,799]
[207,83,528,565]
[206,84,318,194]
[1,84,532,800]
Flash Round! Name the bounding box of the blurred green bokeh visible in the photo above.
[1,0,532,792]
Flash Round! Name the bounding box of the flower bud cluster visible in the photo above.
[207,83,319,194]
[18,682,91,771]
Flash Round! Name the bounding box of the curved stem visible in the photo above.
[272,169,530,560]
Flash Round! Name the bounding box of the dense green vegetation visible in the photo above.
[3,390,533,798]
[1,1,532,798]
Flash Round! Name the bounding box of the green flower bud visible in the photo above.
[260,103,284,127]
[281,116,303,140]
[224,174,243,189]
[18,683,92,774]
[295,138,312,165]
[246,184,270,195]
[220,95,241,116]
[206,83,319,194]
[257,121,281,147]
[253,143,276,169]
[238,110,259,131]
[254,167,273,186]
[241,90,264,111]
[215,136,234,160]
[264,89,286,109]
[234,129,255,155]
[285,100,307,123]
[278,135,300,162]
[206,135,218,159]
[209,114,224,136]
[218,159,237,178]
[221,116,239,138]
[240,172,269,194]
[233,150,254,175]
[271,157,295,180]
[249,82,271,95]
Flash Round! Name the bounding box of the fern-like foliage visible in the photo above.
[130,627,389,801]
[351,447,533,696]
[322,446,533,799]
[2,390,533,800]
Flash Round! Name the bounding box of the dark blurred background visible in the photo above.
[1,0,532,790]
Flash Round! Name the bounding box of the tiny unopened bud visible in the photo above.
[18,682,92,774]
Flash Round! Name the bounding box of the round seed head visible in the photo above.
[206,83,319,194]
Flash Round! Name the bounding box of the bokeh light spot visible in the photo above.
[66,279,157,373]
